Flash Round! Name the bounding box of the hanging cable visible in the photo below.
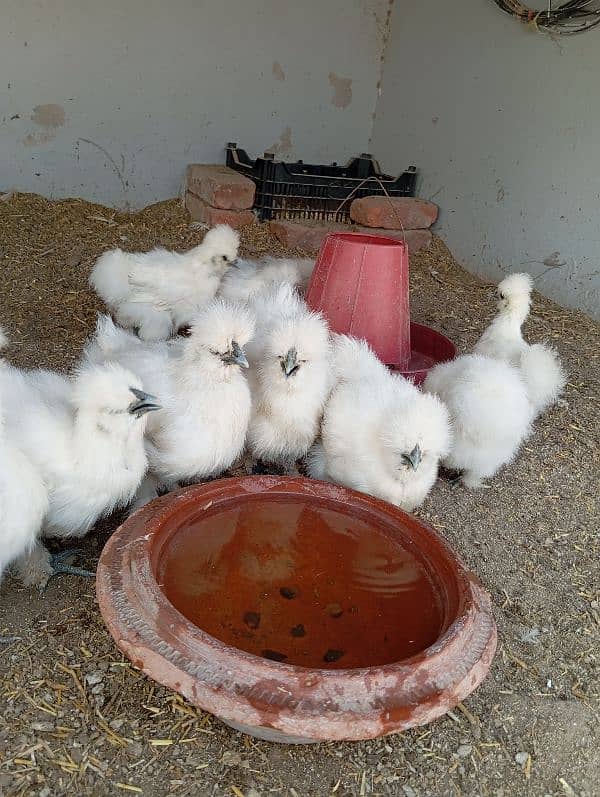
[491,0,600,35]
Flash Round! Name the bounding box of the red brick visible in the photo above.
[185,192,256,229]
[350,196,438,230]
[269,219,348,251]
[186,164,255,210]
[354,226,432,253]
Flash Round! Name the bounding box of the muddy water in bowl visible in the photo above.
[158,498,442,669]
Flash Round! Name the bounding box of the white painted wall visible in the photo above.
[2,0,598,316]
[1,0,389,208]
[372,0,600,319]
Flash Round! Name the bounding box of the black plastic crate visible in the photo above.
[226,143,417,223]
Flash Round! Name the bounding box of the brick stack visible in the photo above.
[349,196,438,252]
[268,197,438,253]
[268,220,349,251]
[185,165,257,229]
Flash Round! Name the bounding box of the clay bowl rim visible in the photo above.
[98,476,485,679]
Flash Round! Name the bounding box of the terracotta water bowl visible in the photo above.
[97,477,496,744]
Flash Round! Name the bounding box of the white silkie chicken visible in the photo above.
[307,336,452,511]
[424,282,566,487]
[84,298,255,492]
[90,224,240,341]
[474,272,533,365]
[423,354,534,488]
[474,271,565,415]
[243,283,332,472]
[1,352,160,588]
[218,255,315,303]
[0,330,48,588]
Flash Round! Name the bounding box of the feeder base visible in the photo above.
[388,323,456,385]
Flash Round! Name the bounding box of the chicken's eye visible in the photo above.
[498,291,506,299]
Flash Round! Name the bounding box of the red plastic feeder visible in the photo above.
[305,232,455,384]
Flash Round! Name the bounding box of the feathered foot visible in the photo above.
[47,549,96,584]
[129,475,161,513]
[15,543,95,591]
[460,472,484,489]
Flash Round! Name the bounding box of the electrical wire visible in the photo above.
[491,0,600,34]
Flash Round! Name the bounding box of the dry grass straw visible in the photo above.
[0,191,598,797]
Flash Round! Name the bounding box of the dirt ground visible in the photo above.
[0,193,598,797]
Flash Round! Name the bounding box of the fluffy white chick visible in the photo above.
[2,359,159,587]
[423,354,534,488]
[474,271,566,415]
[474,272,533,365]
[244,282,304,364]
[218,256,314,303]
[308,336,451,511]
[0,331,48,588]
[85,299,255,490]
[245,283,332,471]
[90,224,240,340]
[424,272,566,489]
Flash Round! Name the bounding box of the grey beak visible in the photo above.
[229,258,240,268]
[128,387,161,417]
[222,340,249,368]
[402,443,422,471]
[281,347,299,378]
